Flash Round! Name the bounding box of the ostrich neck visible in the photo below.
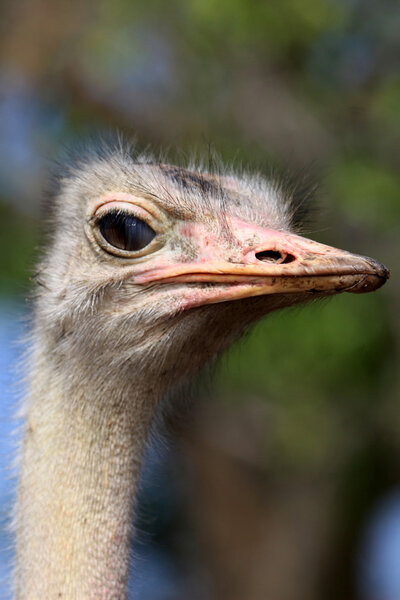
[15,346,159,599]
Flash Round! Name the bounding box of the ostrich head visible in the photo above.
[35,145,388,396]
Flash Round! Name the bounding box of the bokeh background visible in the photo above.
[0,1,399,599]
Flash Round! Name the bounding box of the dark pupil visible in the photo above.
[99,211,156,252]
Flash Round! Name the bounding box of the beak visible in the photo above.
[136,221,389,309]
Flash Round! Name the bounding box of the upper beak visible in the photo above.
[135,222,389,308]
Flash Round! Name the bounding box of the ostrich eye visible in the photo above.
[98,211,156,252]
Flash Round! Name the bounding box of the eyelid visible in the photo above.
[93,193,168,225]
[93,200,160,229]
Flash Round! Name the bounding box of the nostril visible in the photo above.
[255,250,296,264]
[256,250,283,262]
[281,253,296,264]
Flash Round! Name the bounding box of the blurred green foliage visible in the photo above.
[0,202,38,295]
[219,294,391,401]
[184,0,343,54]
[328,158,400,231]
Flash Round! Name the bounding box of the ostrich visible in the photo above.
[14,144,388,599]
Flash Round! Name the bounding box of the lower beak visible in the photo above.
[137,230,389,308]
